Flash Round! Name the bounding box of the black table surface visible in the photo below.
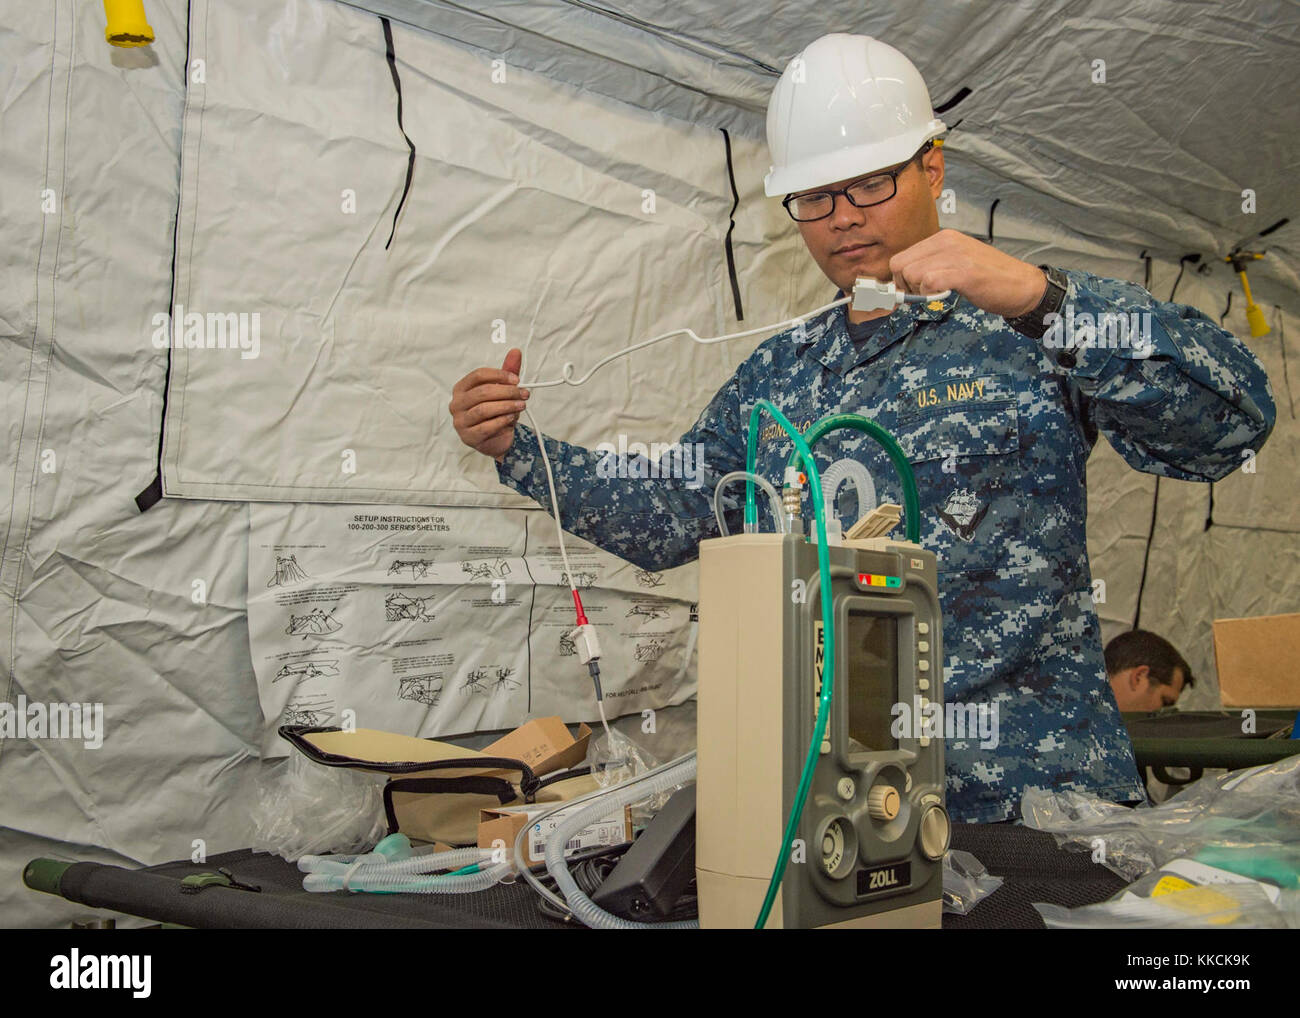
[41,822,1126,930]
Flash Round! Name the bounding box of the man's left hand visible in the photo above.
[889,229,1048,318]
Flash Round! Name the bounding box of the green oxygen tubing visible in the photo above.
[742,401,921,929]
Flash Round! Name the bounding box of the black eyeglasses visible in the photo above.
[783,142,934,223]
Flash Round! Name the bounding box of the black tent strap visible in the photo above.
[381,17,416,251]
[933,86,971,114]
[719,128,744,322]
[134,473,163,513]
[134,0,194,514]
[1132,476,1160,631]
[1278,308,1295,419]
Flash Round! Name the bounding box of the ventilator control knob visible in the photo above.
[867,785,900,821]
[819,817,855,879]
[919,804,951,861]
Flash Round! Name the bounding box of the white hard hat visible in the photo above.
[764,34,947,197]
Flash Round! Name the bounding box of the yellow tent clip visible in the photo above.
[104,0,154,47]
[1225,249,1270,338]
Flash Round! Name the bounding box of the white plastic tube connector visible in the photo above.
[542,755,699,928]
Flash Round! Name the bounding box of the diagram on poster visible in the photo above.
[248,503,698,756]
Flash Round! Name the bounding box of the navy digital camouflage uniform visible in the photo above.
[497,269,1276,822]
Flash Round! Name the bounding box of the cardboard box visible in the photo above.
[483,716,592,775]
[478,800,633,867]
[1212,612,1300,707]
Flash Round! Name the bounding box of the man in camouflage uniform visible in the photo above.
[449,35,1275,822]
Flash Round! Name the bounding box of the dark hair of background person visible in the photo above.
[1104,629,1196,690]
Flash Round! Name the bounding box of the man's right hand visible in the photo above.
[448,348,530,463]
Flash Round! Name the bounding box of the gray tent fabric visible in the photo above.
[2,0,1297,929]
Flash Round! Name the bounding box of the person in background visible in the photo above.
[1105,629,1195,711]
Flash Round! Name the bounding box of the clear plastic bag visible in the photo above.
[585,726,675,823]
[942,849,1004,915]
[586,725,659,789]
[1023,755,1300,928]
[1022,754,1300,883]
[249,753,388,862]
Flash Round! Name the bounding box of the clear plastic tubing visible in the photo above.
[543,755,700,928]
[819,458,876,520]
[298,846,491,875]
[713,471,786,536]
[302,860,512,894]
[298,846,495,889]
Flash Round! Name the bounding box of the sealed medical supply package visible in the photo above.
[1022,754,1300,882]
[1033,858,1300,928]
[1023,755,1300,927]
[942,850,1004,915]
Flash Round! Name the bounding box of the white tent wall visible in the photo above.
[159,0,809,505]
[1,0,1296,928]
[0,1,266,930]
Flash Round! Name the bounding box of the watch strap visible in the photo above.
[1005,265,1068,339]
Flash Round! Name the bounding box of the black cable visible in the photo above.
[1168,264,1186,303]
[527,842,702,925]
[530,842,699,923]
[986,198,1000,243]
[1169,254,1200,302]
[1219,291,1232,324]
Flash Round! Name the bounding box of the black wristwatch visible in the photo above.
[1004,265,1068,339]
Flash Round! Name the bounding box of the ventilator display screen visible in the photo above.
[847,611,898,752]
